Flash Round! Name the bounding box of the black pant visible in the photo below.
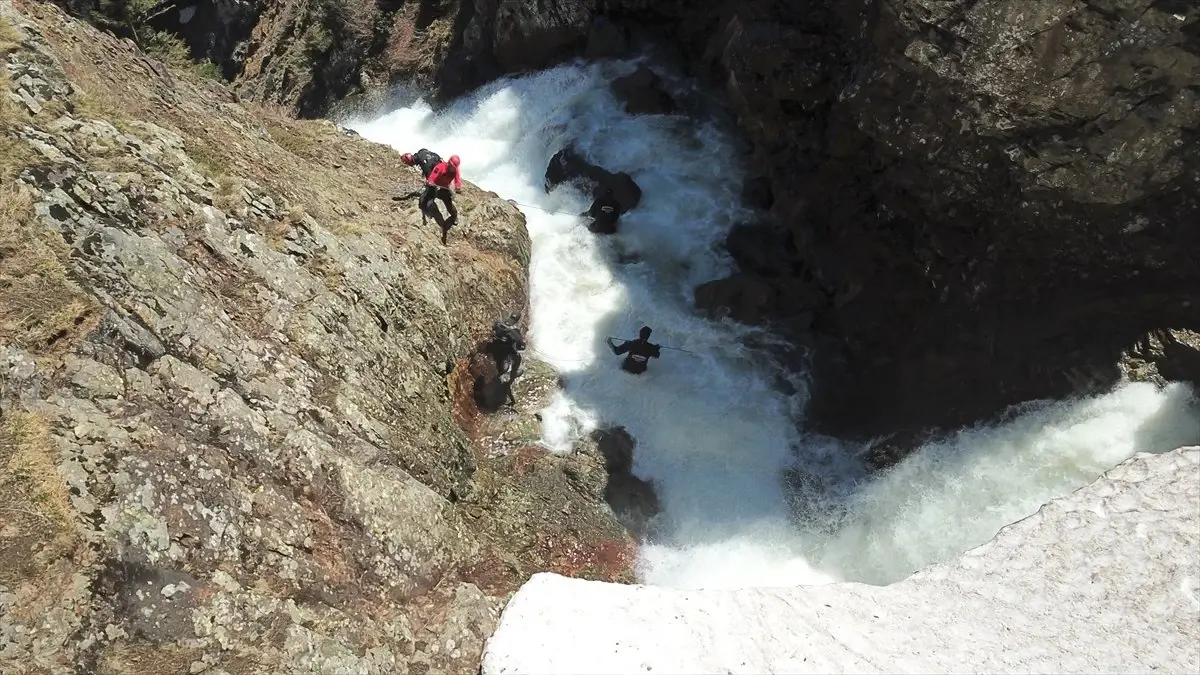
[621,356,649,374]
[494,346,521,404]
[420,185,457,223]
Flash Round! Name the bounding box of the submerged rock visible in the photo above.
[544,146,642,213]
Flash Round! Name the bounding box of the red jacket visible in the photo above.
[427,162,461,190]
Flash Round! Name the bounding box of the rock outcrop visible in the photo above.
[610,64,676,115]
[711,0,1200,448]
[481,446,1200,674]
[0,2,631,672]
[144,0,1200,458]
[544,147,642,213]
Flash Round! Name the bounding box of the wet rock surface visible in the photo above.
[0,2,632,672]
[544,146,642,213]
[695,0,1200,449]
[610,65,676,115]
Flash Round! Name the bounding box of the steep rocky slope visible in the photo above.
[482,446,1200,674]
[0,1,634,672]
[126,0,1200,457]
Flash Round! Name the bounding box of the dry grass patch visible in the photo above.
[380,8,454,79]
[94,642,201,675]
[185,138,231,179]
[0,184,100,356]
[212,174,244,212]
[0,411,79,588]
[0,15,21,52]
[266,119,325,158]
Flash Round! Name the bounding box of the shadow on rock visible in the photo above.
[469,347,514,413]
[588,426,661,538]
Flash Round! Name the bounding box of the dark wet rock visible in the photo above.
[724,221,797,278]
[694,273,825,325]
[740,175,774,211]
[593,426,636,474]
[584,15,630,60]
[693,0,1200,453]
[694,274,776,324]
[544,146,642,212]
[466,0,598,81]
[611,65,677,115]
[1121,329,1200,388]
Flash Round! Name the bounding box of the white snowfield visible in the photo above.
[482,447,1200,674]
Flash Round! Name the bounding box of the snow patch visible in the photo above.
[482,447,1200,674]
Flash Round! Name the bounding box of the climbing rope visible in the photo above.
[505,199,585,218]
[608,336,699,355]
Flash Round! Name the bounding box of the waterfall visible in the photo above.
[346,58,1200,589]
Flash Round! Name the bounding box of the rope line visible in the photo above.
[506,199,585,218]
[609,336,698,355]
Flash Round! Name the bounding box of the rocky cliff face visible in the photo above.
[0,1,634,672]
[709,0,1200,449]
[140,0,1200,456]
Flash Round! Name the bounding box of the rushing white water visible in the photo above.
[346,58,1200,590]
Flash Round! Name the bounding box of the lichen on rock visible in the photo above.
[0,1,633,672]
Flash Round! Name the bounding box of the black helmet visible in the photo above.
[639,326,652,339]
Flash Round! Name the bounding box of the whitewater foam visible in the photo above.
[346,58,1200,590]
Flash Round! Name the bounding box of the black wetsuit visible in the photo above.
[610,338,660,374]
[492,320,526,402]
[586,192,621,234]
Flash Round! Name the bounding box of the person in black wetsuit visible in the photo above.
[491,312,526,403]
[606,326,661,374]
[584,186,622,234]
[395,148,443,200]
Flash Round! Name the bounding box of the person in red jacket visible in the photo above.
[421,155,461,243]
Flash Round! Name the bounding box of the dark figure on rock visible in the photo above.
[402,148,442,179]
[396,148,442,199]
[422,155,462,244]
[491,312,526,405]
[584,187,622,234]
[606,326,661,375]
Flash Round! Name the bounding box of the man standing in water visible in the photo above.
[584,186,622,234]
[606,326,661,374]
[421,155,462,244]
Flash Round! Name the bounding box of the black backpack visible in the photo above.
[413,148,442,176]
